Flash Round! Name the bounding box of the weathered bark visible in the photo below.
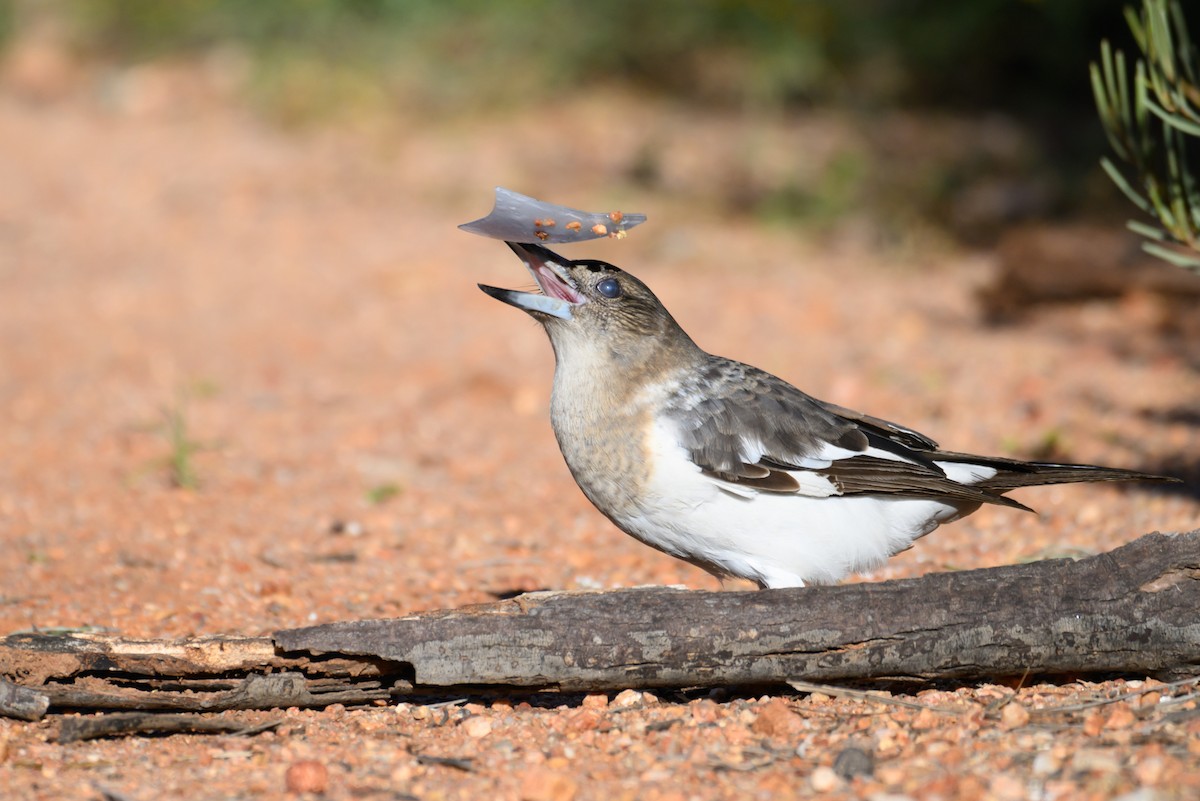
[2,530,1197,721]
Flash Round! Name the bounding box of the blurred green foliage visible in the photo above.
[755,150,869,227]
[21,0,1133,115]
[1093,0,1200,271]
[0,2,11,48]
[0,0,1153,234]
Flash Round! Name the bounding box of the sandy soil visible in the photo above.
[1,58,1199,801]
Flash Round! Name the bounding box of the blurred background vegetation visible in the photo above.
[7,0,1131,111]
[0,0,1159,242]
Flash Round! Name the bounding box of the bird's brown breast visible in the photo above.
[549,372,655,522]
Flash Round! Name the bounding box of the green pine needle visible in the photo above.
[1094,0,1200,273]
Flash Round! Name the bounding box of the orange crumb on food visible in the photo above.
[535,230,550,241]
[591,223,608,236]
[565,221,582,231]
[534,218,556,228]
[609,211,623,223]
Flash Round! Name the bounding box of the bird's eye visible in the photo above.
[596,277,622,298]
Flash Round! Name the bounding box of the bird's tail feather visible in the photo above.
[933,451,1181,491]
[980,464,1179,491]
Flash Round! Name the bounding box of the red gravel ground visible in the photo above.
[2,54,1199,801]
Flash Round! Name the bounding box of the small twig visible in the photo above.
[786,680,961,715]
[423,698,468,710]
[414,754,474,772]
[1152,690,1200,710]
[1029,675,1200,716]
[228,719,285,737]
[982,668,1032,718]
[983,693,1016,717]
[709,753,778,773]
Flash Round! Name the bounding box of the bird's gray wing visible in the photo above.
[663,359,1026,509]
[815,399,939,452]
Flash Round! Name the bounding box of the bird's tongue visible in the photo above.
[533,263,585,304]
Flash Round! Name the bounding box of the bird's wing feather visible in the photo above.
[815,399,940,451]
[821,455,1032,510]
[664,360,866,477]
[663,359,1026,508]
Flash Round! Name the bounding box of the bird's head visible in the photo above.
[479,242,693,362]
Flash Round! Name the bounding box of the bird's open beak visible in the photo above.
[478,242,587,321]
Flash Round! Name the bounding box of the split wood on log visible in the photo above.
[57,712,282,743]
[1,530,1197,719]
[0,677,50,721]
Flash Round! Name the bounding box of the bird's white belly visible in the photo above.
[612,419,966,588]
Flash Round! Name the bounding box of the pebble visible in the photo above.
[390,763,416,783]
[989,774,1027,801]
[750,698,802,738]
[876,765,907,788]
[1071,748,1122,774]
[1000,702,1030,729]
[519,768,578,801]
[809,766,842,792]
[284,760,328,794]
[690,700,719,724]
[832,745,874,779]
[462,716,492,738]
[1133,756,1165,786]
[581,693,608,709]
[1031,751,1062,777]
[1104,704,1137,729]
[911,707,939,729]
[564,708,603,733]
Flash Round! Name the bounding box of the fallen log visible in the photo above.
[2,530,1197,720]
[277,529,1200,689]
